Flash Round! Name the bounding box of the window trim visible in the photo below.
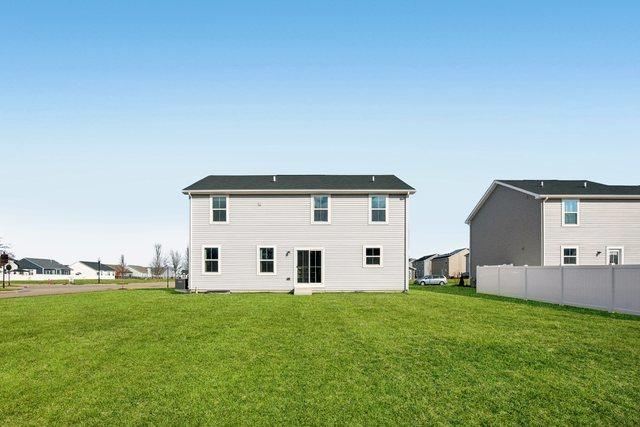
[560,245,579,266]
[209,195,230,224]
[561,199,579,227]
[310,195,331,224]
[256,245,277,275]
[369,194,389,224]
[202,244,222,275]
[362,245,384,268]
[605,246,624,265]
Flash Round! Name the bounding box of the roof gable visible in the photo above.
[466,179,640,224]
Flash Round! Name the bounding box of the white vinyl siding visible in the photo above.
[544,199,640,266]
[190,194,406,292]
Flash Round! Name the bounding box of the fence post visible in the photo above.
[560,266,564,306]
[610,265,615,313]
[524,266,528,300]
[497,266,501,296]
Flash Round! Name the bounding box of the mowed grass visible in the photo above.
[8,278,166,285]
[0,287,638,425]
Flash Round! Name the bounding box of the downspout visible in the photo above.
[189,194,193,292]
[540,197,547,266]
[404,193,409,292]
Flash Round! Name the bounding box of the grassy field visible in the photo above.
[0,286,638,425]
[7,278,168,285]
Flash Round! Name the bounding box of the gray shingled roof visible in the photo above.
[414,254,437,262]
[432,248,468,260]
[183,175,415,192]
[500,180,640,196]
[80,261,115,271]
[21,258,69,270]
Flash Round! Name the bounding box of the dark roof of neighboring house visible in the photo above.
[183,175,415,193]
[18,258,69,270]
[128,265,149,273]
[499,180,640,196]
[467,179,640,224]
[414,254,437,262]
[432,249,468,260]
[79,261,115,272]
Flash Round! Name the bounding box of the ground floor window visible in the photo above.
[203,246,220,273]
[363,246,383,267]
[257,246,276,274]
[607,247,623,265]
[561,246,578,265]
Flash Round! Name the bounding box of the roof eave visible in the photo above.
[182,188,416,195]
[539,194,640,199]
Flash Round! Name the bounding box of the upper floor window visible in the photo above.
[562,199,579,226]
[370,195,387,223]
[312,195,330,223]
[203,246,220,274]
[211,196,228,223]
[257,246,276,274]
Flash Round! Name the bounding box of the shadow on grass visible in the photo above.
[410,284,640,321]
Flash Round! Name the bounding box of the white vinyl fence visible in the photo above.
[477,265,640,316]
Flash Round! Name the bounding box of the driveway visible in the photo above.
[0,282,171,299]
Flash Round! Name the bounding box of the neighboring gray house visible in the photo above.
[430,248,469,278]
[466,180,640,280]
[411,254,438,278]
[16,258,71,275]
[183,175,415,293]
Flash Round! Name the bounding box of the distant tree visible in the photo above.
[115,254,128,280]
[150,243,166,278]
[169,250,182,278]
[184,246,189,272]
[0,237,14,258]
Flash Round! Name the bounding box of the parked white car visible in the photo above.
[417,274,448,286]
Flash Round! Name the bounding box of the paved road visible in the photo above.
[0,282,172,299]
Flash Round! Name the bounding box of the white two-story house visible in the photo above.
[466,180,640,280]
[183,175,415,293]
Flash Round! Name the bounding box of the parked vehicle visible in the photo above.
[417,274,447,286]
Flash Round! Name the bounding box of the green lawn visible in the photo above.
[1,286,638,425]
[7,278,167,285]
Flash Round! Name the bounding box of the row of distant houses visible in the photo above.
[410,248,470,279]
[4,258,160,280]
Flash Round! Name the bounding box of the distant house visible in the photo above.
[411,254,438,278]
[430,249,470,278]
[466,180,640,281]
[106,264,134,279]
[15,258,71,275]
[70,261,116,279]
[128,265,151,278]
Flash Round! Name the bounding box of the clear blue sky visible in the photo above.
[1,1,638,265]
